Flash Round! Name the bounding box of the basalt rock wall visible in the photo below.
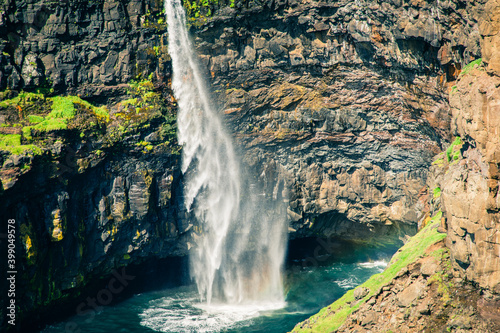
[0,1,184,329]
[189,0,485,239]
[0,0,171,102]
[0,106,188,331]
[0,0,486,239]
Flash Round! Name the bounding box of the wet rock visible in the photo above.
[128,170,151,219]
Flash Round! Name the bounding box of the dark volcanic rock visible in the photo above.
[186,0,485,240]
[0,0,170,103]
[0,119,186,331]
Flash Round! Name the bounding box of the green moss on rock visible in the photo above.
[459,58,483,78]
[0,133,42,155]
[446,137,463,162]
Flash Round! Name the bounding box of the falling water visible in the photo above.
[165,0,286,308]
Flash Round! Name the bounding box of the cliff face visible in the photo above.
[435,0,500,294]
[188,0,483,239]
[294,0,500,331]
[0,1,188,329]
[1,0,485,241]
[0,0,498,331]
[0,90,187,330]
[0,0,171,101]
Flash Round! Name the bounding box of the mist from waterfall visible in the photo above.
[165,0,287,307]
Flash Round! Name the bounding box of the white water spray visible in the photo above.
[165,0,286,307]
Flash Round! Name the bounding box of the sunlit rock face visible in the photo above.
[419,0,500,295]
[188,0,484,240]
[438,0,500,293]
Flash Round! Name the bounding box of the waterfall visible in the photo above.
[165,0,286,307]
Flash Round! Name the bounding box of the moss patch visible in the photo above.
[446,137,463,162]
[0,92,45,109]
[183,0,219,19]
[1,92,110,148]
[27,115,44,123]
[0,134,42,155]
[291,211,446,333]
[108,77,177,152]
[459,58,483,78]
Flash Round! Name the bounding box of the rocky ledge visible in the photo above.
[333,241,500,332]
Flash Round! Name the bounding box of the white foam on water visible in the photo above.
[140,296,285,333]
[357,260,388,269]
[334,277,360,289]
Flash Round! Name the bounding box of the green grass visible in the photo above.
[446,137,463,162]
[432,152,445,167]
[59,95,109,121]
[459,58,482,78]
[183,0,219,18]
[291,211,446,333]
[122,98,138,108]
[49,96,76,118]
[28,115,44,124]
[0,92,111,155]
[2,93,110,143]
[48,95,108,120]
[137,140,154,152]
[32,118,67,131]
[0,92,44,108]
[0,134,42,155]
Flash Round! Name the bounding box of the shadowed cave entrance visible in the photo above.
[291,210,417,243]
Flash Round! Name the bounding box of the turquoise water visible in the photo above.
[41,240,399,333]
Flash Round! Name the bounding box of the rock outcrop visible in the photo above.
[428,0,500,294]
[0,0,170,102]
[0,78,184,331]
[337,241,500,332]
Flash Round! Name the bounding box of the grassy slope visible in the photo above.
[291,211,446,333]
